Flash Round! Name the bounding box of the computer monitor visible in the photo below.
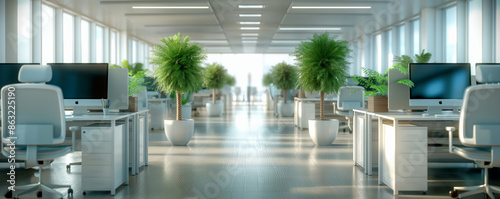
[0,63,40,89]
[47,63,108,115]
[409,63,471,115]
[475,63,500,84]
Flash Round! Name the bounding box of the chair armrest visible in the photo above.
[472,125,500,146]
[446,126,456,153]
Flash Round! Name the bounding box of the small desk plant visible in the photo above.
[150,33,205,146]
[271,61,298,117]
[203,63,227,117]
[294,32,351,146]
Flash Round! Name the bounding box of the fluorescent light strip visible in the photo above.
[292,6,371,9]
[242,41,258,44]
[239,21,261,25]
[242,37,258,40]
[238,5,264,9]
[239,14,262,17]
[240,27,260,30]
[132,6,209,9]
[279,27,341,31]
[241,33,259,36]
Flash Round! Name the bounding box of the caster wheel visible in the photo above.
[83,191,86,195]
[66,165,70,170]
[422,191,427,195]
[37,190,42,197]
[484,193,490,199]
[68,188,74,196]
[4,190,13,198]
[450,190,458,198]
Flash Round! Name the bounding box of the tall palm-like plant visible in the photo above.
[294,32,351,120]
[270,62,298,103]
[262,73,273,86]
[151,33,206,120]
[203,63,227,104]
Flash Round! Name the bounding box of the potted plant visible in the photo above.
[169,92,193,119]
[294,32,351,146]
[203,63,227,117]
[263,73,274,110]
[127,70,147,112]
[151,33,205,146]
[270,61,298,117]
[224,74,236,110]
[353,68,389,112]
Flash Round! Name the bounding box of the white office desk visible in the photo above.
[352,110,460,195]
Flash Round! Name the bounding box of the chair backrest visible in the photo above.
[1,65,66,146]
[337,86,365,111]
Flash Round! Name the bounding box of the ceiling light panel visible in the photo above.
[238,5,264,9]
[239,21,261,25]
[292,6,371,9]
[239,14,262,17]
[241,33,259,36]
[279,27,342,31]
[242,41,258,44]
[242,37,258,40]
[240,27,260,30]
[132,6,209,9]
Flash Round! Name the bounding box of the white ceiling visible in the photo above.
[46,0,449,53]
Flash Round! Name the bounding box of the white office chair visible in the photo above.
[446,65,500,199]
[335,86,364,133]
[1,65,73,199]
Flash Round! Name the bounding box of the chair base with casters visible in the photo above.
[336,110,353,133]
[66,126,81,171]
[4,162,73,199]
[447,126,500,199]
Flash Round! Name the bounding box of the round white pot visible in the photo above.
[278,102,294,117]
[171,104,192,119]
[164,119,194,146]
[308,119,340,146]
[206,101,223,117]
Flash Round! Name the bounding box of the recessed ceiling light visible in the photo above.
[242,41,258,44]
[241,33,259,36]
[279,27,342,31]
[271,40,302,44]
[132,6,209,9]
[239,21,261,25]
[240,27,260,30]
[291,6,371,9]
[239,14,262,17]
[191,40,228,44]
[242,37,258,40]
[238,5,264,9]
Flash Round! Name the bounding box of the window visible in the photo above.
[387,30,393,67]
[95,25,104,63]
[497,0,500,62]
[81,19,90,63]
[468,0,482,73]
[131,39,137,64]
[110,31,117,65]
[375,34,382,73]
[41,4,55,65]
[63,13,74,62]
[411,19,420,55]
[398,25,405,56]
[445,6,457,62]
[137,41,144,64]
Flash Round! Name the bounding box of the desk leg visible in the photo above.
[367,115,373,176]
[378,118,384,185]
[125,117,131,180]
[133,114,139,175]
[392,119,399,195]
[353,111,358,165]
[364,114,372,174]
[144,111,149,166]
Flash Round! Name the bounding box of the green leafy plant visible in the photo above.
[262,73,273,86]
[270,61,298,103]
[122,60,145,76]
[203,63,227,104]
[151,33,206,120]
[224,74,236,87]
[128,70,148,96]
[353,68,388,97]
[293,32,351,120]
[388,50,432,88]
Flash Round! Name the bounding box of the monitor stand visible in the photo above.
[422,106,443,116]
[72,106,89,115]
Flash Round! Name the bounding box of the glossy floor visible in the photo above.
[1,104,498,199]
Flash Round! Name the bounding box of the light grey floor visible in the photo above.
[1,104,498,199]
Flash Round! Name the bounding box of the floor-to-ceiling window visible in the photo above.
[41,4,55,64]
[131,39,137,64]
[110,31,117,65]
[95,25,104,63]
[81,19,90,63]
[62,12,74,63]
[411,19,420,55]
[398,25,405,56]
[468,0,483,73]
[497,0,500,62]
[445,6,457,63]
[375,34,382,72]
[387,30,393,67]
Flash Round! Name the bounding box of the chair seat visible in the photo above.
[4,145,71,161]
[336,110,353,117]
[452,146,491,162]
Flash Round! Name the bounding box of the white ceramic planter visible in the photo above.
[164,119,194,146]
[206,101,223,117]
[278,102,294,117]
[308,119,340,146]
[171,104,192,119]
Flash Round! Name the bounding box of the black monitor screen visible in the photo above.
[409,63,471,99]
[0,63,40,88]
[48,63,108,99]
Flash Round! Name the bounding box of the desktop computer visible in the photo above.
[409,63,471,116]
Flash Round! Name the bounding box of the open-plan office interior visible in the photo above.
[1,0,500,198]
